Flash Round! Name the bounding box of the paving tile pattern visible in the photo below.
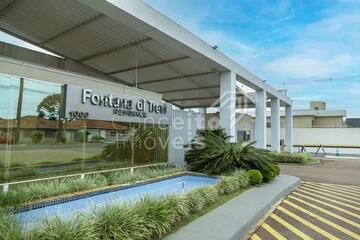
[251,182,360,240]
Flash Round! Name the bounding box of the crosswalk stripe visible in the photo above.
[251,233,262,240]
[271,214,313,240]
[296,188,360,211]
[299,186,360,206]
[292,191,360,219]
[284,200,360,239]
[288,195,360,228]
[305,182,360,195]
[277,206,340,240]
[262,223,287,240]
[316,182,360,191]
[302,184,360,202]
[304,182,360,197]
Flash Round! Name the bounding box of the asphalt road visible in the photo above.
[280,157,360,186]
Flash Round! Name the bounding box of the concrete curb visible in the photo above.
[164,174,301,240]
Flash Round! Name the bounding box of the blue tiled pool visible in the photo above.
[16,174,218,229]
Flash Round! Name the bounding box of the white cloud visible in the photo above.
[264,54,356,78]
[261,11,360,81]
[255,0,296,25]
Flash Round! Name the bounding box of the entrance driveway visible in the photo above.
[251,182,360,240]
[279,157,360,186]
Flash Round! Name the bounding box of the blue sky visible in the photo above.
[0,0,359,116]
[144,0,360,117]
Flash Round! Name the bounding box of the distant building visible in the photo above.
[346,118,360,128]
[268,101,346,128]
[205,101,347,142]
[250,101,345,129]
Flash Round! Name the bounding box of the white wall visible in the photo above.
[267,128,360,147]
[169,110,205,167]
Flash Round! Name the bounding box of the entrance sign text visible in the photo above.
[64,85,171,124]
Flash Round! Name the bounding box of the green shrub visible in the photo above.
[273,164,280,176]
[1,168,251,240]
[94,202,150,240]
[11,167,38,179]
[247,169,263,185]
[29,216,98,240]
[215,176,239,195]
[104,165,184,186]
[197,186,219,205]
[0,211,23,240]
[185,188,209,212]
[31,132,43,143]
[136,196,178,238]
[0,165,183,208]
[269,152,314,164]
[162,195,190,221]
[184,128,280,182]
[231,169,250,188]
[184,129,240,174]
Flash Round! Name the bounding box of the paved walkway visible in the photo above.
[165,175,300,240]
[280,157,360,186]
[251,181,360,240]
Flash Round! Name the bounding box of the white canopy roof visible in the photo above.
[0,0,292,108]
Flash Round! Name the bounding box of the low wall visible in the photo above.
[267,128,360,147]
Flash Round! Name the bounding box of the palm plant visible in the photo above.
[185,128,279,181]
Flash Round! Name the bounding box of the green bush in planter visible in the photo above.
[0,211,23,240]
[247,169,263,185]
[230,169,250,188]
[29,215,98,240]
[184,128,282,181]
[269,152,314,164]
[273,164,280,176]
[215,176,240,195]
[31,132,43,143]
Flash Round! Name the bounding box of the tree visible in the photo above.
[37,93,65,143]
[37,94,61,120]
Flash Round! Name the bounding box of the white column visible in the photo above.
[198,108,207,129]
[220,71,236,142]
[255,89,266,149]
[285,105,293,152]
[271,98,280,152]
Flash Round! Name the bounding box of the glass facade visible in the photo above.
[0,73,168,182]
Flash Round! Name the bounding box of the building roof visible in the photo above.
[0,116,128,130]
[290,109,347,117]
[0,0,291,108]
[247,109,347,118]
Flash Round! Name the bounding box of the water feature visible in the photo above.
[16,174,218,229]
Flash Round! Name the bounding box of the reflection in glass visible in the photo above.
[0,73,168,182]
